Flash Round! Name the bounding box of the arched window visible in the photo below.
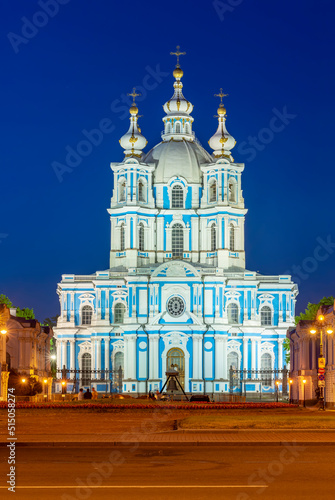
[139,223,144,251]
[82,352,91,386]
[167,122,172,134]
[261,352,272,370]
[227,351,239,370]
[119,180,126,202]
[138,180,145,203]
[120,224,125,251]
[175,122,181,133]
[82,305,93,325]
[229,223,235,251]
[211,224,216,252]
[171,185,184,208]
[185,122,190,134]
[209,180,217,202]
[172,223,184,258]
[261,306,272,326]
[229,180,236,203]
[227,303,239,324]
[114,302,126,324]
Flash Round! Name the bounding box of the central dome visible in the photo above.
[143,139,212,184]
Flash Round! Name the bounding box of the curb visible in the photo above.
[1,441,335,447]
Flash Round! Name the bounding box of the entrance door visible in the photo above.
[167,348,185,389]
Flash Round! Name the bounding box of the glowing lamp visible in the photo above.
[310,329,317,334]
[21,378,26,383]
[326,329,334,335]
[61,381,66,386]
[318,315,325,322]
[1,328,7,335]
[289,379,293,384]
[43,379,48,384]
[303,379,306,384]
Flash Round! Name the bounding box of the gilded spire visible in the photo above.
[208,89,235,160]
[119,87,147,158]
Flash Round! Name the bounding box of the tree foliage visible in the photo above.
[295,296,334,325]
[0,294,35,319]
[8,371,43,396]
[283,338,290,364]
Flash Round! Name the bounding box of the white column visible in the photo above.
[69,340,75,378]
[243,337,248,371]
[215,336,225,379]
[105,338,110,371]
[278,339,283,370]
[149,335,159,380]
[96,339,102,376]
[56,340,61,371]
[127,334,137,380]
[91,339,96,379]
[251,339,256,379]
[123,337,129,379]
[257,339,262,372]
[61,340,67,370]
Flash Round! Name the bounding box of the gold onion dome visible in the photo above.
[208,88,235,160]
[119,88,147,158]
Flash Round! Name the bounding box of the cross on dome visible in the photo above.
[170,45,186,68]
[128,87,141,104]
[119,87,147,158]
[209,88,236,160]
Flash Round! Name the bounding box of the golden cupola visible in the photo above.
[119,88,147,158]
[208,89,236,161]
[161,46,194,142]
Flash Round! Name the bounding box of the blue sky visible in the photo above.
[1,0,334,320]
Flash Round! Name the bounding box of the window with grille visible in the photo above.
[172,223,184,258]
[114,302,125,324]
[120,224,125,251]
[82,353,91,386]
[82,305,93,325]
[261,352,272,385]
[209,181,217,202]
[138,181,145,202]
[228,352,239,370]
[175,122,181,133]
[119,181,126,202]
[211,224,216,252]
[261,306,272,326]
[229,224,235,251]
[139,223,144,251]
[171,185,184,208]
[227,303,239,324]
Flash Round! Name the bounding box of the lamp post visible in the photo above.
[43,379,48,402]
[310,314,333,411]
[289,379,293,404]
[275,380,280,402]
[303,378,306,407]
[61,380,66,400]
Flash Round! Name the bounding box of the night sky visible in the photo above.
[1,0,334,321]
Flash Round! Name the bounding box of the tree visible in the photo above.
[8,371,43,396]
[0,294,13,308]
[0,294,35,319]
[16,307,35,320]
[283,338,290,364]
[43,316,59,327]
[295,296,334,324]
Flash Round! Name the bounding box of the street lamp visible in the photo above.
[303,378,306,407]
[61,380,66,400]
[21,378,26,384]
[310,314,334,410]
[275,380,280,402]
[289,379,293,404]
[43,379,48,401]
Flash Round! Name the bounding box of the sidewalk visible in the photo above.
[2,429,335,447]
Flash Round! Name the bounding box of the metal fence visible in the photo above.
[229,367,288,399]
[55,366,123,393]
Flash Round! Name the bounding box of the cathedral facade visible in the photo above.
[54,52,298,395]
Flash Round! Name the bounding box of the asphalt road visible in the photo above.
[0,444,334,500]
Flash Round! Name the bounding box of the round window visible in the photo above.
[167,296,185,317]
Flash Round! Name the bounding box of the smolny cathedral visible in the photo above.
[54,48,298,395]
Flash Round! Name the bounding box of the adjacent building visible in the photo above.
[288,301,335,405]
[54,53,298,395]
